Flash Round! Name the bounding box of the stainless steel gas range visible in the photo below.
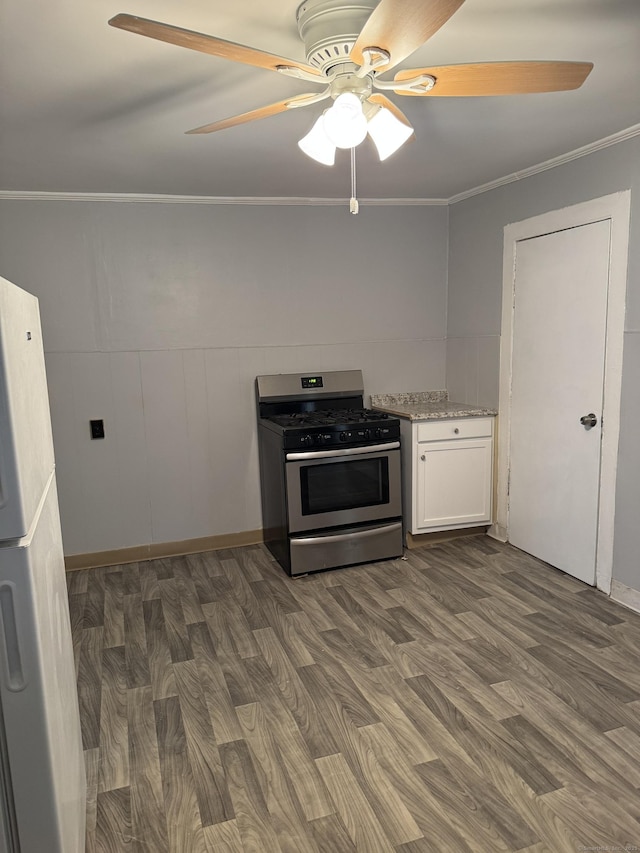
[256,369,403,576]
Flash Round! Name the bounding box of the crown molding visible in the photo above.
[1,123,638,207]
[0,191,447,206]
[448,122,640,205]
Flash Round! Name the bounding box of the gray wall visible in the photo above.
[446,135,640,592]
[0,200,448,555]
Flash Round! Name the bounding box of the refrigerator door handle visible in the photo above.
[0,583,27,691]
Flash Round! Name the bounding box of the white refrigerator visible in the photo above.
[0,277,85,851]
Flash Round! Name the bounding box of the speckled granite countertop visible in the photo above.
[370,391,497,421]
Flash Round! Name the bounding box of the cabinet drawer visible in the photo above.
[417,417,493,443]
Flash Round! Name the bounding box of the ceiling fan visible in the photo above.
[109,0,593,166]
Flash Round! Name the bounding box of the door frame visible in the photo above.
[491,191,631,593]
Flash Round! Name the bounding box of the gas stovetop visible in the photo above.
[260,407,400,450]
[256,371,401,451]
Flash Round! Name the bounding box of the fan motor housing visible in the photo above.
[296,0,377,74]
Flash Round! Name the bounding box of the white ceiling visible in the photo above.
[1,0,639,199]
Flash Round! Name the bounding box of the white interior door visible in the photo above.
[508,219,611,584]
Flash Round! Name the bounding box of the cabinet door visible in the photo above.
[415,438,492,530]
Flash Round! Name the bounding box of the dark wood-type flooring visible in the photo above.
[67,535,640,852]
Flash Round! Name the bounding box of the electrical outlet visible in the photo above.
[90,419,105,440]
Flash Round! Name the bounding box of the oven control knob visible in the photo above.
[372,428,382,439]
[300,434,314,446]
[340,431,352,442]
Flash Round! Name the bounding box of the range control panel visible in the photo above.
[284,422,400,450]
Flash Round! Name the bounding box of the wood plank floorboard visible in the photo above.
[71,537,640,852]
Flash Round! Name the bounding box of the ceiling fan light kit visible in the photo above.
[108,0,594,206]
[298,116,337,165]
[297,99,414,165]
[322,92,368,148]
[366,106,415,160]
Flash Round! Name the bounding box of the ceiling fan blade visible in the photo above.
[368,94,413,130]
[109,13,323,78]
[394,61,594,96]
[185,93,321,135]
[351,0,465,72]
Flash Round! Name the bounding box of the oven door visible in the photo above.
[285,441,401,534]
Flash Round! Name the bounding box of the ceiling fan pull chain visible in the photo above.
[350,146,359,215]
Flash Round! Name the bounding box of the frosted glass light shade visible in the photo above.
[322,93,368,149]
[298,115,336,165]
[367,107,414,161]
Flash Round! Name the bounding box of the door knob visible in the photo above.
[580,413,598,429]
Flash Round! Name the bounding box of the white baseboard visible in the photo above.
[487,523,508,543]
[610,579,640,616]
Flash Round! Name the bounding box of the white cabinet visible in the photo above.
[400,416,494,534]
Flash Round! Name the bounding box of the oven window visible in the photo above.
[300,457,390,515]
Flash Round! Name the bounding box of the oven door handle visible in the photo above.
[285,441,400,461]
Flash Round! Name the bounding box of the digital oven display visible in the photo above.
[301,376,323,389]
